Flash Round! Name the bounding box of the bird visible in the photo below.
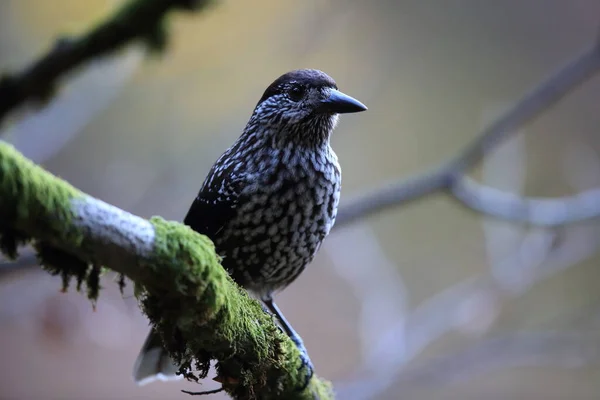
[133,69,367,389]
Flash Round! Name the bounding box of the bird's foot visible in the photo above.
[290,333,314,391]
[297,349,314,392]
[260,298,314,391]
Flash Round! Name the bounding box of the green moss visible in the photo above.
[310,379,335,400]
[140,217,223,377]
[36,241,89,289]
[0,142,82,243]
[0,142,334,399]
[142,217,330,399]
[0,142,101,301]
[0,226,29,259]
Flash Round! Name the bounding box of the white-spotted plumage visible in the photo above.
[133,69,366,386]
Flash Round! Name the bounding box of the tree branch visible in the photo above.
[0,141,333,400]
[335,37,600,228]
[451,177,600,226]
[0,0,215,125]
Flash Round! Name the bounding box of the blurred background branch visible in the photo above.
[336,37,600,228]
[452,177,600,226]
[0,0,215,126]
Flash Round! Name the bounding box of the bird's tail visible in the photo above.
[133,330,182,385]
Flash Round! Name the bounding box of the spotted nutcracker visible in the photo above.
[133,69,367,389]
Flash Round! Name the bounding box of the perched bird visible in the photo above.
[133,69,367,388]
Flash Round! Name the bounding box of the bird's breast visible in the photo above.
[242,152,341,243]
[218,147,341,293]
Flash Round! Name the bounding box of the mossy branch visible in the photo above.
[0,0,215,125]
[0,141,334,400]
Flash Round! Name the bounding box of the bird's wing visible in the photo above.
[183,171,248,240]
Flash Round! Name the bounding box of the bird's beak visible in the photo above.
[316,89,368,114]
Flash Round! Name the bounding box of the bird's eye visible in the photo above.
[288,85,305,101]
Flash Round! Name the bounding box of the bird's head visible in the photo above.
[249,69,367,146]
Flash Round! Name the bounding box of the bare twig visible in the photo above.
[335,38,600,227]
[0,0,215,125]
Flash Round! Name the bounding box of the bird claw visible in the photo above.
[261,298,314,391]
[292,336,314,392]
[296,348,314,392]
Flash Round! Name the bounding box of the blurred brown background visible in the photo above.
[2,0,600,399]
